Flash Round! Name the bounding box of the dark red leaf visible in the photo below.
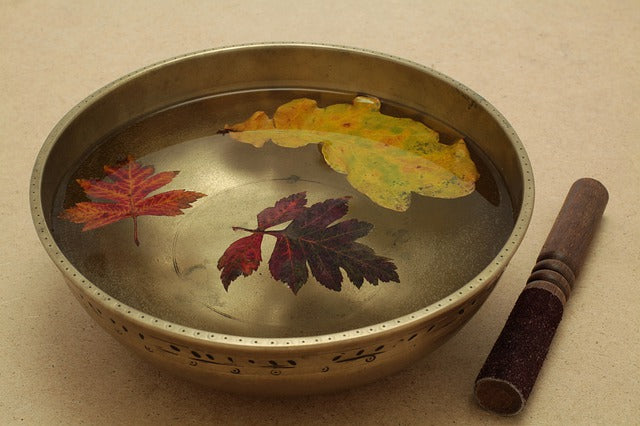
[336,242,400,288]
[217,192,399,294]
[269,235,309,294]
[217,233,264,289]
[288,196,350,232]
[257,191,307,229]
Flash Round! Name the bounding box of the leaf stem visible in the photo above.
[232,226,282,236]
[133,215,140,246]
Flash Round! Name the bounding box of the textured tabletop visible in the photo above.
[1,1,639,424]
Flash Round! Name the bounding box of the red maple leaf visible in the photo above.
[217,192,399,294]
[60,156,207,246]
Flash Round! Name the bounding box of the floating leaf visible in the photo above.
[60,156,207,246]
[224,96,479,211]
[217,233,264,287]
[217,192,399,294]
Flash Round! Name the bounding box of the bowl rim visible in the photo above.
[30,42,535,349]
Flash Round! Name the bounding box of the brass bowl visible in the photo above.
[31,43,533,394]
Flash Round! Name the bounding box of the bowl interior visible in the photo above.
[35,44,532,338]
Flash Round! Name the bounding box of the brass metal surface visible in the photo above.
[31,43,534,394]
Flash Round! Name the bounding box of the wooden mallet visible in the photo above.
[474,178,609,415]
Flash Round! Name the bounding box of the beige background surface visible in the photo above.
[1,1,639,424]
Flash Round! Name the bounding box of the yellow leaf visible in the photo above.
[224,96,479,211]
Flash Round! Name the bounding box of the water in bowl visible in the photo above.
[52,89,514,337]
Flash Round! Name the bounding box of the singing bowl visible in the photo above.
[31,43,534,394]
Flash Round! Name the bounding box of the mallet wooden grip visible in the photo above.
[474,178,608,415]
